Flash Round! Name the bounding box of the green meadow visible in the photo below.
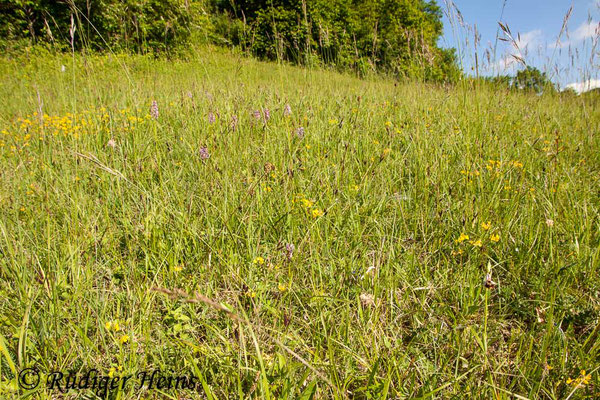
[0,46,599,398]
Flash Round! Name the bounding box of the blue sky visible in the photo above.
[438,0,600,91]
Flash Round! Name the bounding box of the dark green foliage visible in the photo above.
[212,0,459,82]
[479,69,557,94]
[0,0,194,53]
[0,1,69,45]
[0,0,460,81]
[513,66,555,94]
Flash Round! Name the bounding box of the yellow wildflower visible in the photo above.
[253,256,265,265]
[311,208,324,218]
[456,233,469,243]
[567,370,592,386]
[490,234,500,243]
[481,221,491,231]
[582,373,592,385]
[108,366,122,378]
[469,239,483,247]
[300,198,314,208]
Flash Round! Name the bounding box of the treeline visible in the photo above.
[481,67,600,97]
[0,0,196,53]
[0,0,461,82]
[484,67,556,94]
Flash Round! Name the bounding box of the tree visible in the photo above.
[513,66,555,94]
[210,0,460,82]
[0,0,460,82]
[0,0,194,53]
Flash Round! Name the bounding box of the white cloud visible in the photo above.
[549,20,599,49]
[486,55,517,72]
[485,29,542,73]
[564,78,600,93]
[574,20,599,40]
[513,29,543,51]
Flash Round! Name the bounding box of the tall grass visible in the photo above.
[0,45,598,398]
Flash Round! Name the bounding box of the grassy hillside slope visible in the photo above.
[0,46,599,398]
